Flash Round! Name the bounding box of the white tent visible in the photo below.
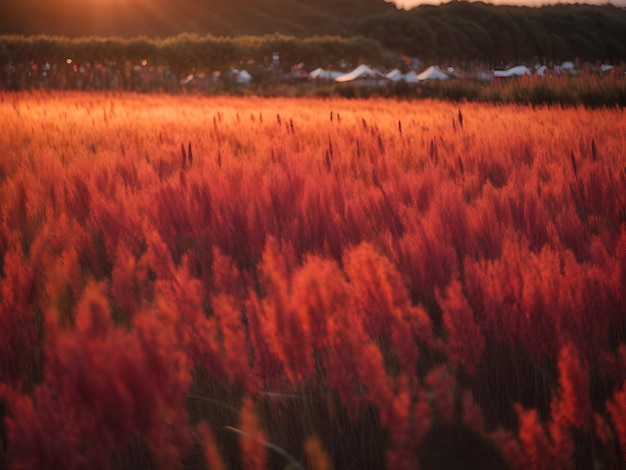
[235,69,252,84]
[493,65,532,78]
[335,64,387,83]
[310,67,324,78]
[385,68,419,83]
[600,64,614,72]
[554,61,576,74]
[310,68,342,80]
[386,68,405,82]
[417,65,449,81]
[180,74,195,85]
[535,65,548,77]
[403,71,419,83]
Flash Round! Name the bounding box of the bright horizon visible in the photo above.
[393,0,626,7]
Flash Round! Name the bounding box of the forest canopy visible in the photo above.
[353,2,626,62]
[0,2,625,64]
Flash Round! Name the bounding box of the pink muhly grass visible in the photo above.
[258,238,314,383]
[437,279,485,374]
[238,398,268,470]
[343,243,418,371]
[425,366,456,423]
[606,385,626,455]
[515,405,557,470]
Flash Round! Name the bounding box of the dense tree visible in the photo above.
[353,2,626,63]
[0,1,625,64]
[0,34,387,73]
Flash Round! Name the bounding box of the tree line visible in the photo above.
[1,1,625,65]
[0,34,388,74]
[352,2,626,64]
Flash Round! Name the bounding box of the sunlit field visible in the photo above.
[0,92,625,469]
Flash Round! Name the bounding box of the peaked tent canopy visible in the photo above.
[403,71,419,83]
[310,68,342,80]
[493,65,532,78]
[417,65,449,81]
[335,64,387,83]
[386,68,404,81]
[235,69,252,84]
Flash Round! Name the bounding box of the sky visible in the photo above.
[394,0,626,7]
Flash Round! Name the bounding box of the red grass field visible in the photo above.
[0,92,625,469]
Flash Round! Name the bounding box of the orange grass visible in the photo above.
[0,91,625,469]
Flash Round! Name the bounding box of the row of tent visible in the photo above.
[493,61,615,78]
[224,61,616,87]
[327,61,614,83]
[220,65,453,87]
[311,64,451,83]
